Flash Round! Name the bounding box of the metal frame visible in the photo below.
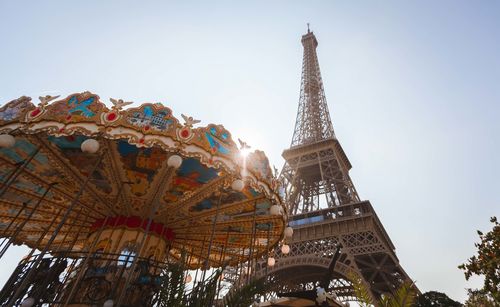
[257,29,416,302]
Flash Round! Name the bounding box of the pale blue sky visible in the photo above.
[1,0,499,303]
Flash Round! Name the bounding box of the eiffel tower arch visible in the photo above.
[250,28,415,303]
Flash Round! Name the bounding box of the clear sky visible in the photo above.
[1,0,499,303]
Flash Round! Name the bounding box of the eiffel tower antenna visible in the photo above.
[291,25,335,148]
[284,29,358,215]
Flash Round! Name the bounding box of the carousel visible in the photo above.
[0,92,288,306]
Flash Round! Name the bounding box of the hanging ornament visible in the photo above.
[267,257,276,267]
[20,297,35,307]
[281,244,290,254]
[103,300,114,307]
[167,155,183,169]
[270,204,282,216]
[81,139,99,153]
[231,179,244,191]
[0,134,15,148]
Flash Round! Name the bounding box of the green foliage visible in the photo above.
[414,291,462,307]
[156,263,187,307]
[464,289,497,307]
[155,256,268,307]
[224,278,267,307]
[458,216,500,304]
[348,272,373,307]
[384,281,416,307]
[155,250,223,307]
[348,272,416,307]
[186,269,222,307]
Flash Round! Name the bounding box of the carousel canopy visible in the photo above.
[0,92,286,268]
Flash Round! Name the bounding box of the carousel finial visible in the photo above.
[181,114,200,127]
[238,139,251,150]
[110,98,133,110]
[38,95,60,106]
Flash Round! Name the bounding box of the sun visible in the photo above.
[240,146,251,157]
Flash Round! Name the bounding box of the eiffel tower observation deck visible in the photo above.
[252,28,416,302]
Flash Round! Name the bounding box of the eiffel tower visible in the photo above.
[251,28,415,302]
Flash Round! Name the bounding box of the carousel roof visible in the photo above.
[0,92,286,268]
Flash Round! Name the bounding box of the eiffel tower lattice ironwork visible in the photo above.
[250,28,416,303]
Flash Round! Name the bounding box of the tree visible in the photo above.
[156,263,187,307]
[223,278,267,307]
[458,216,500,304]
[414,291,462,307]
[348,272,417,307]
[463,289,497,307]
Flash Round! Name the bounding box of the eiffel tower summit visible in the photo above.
[254,27,417,302]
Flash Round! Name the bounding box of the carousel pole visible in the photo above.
[193,238,205,287]
[0,182,58,259]
[0,161,23,195]
[54,205,87,254]
[200,192,223,283]
[265,224,271,277]
[0,201,29,248]
[6,149,105,306]
[263,223,273,303]
[0,199,31,239]
[51,206,91,303]
[182,247,193,288]
[0,147,40,199]
[237,242,246,287]
[30,206,87,305]
[246,201,258,284]
[3,207,64,306]
[215,229,230,302]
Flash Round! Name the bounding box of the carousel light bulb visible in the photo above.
[167,154,183,168]
[281,244,290,254]
[267,257,275,267]
[269,205,281,216]
[231,179,244,192]
[81,138,100,153]
[284,227,294,238]
[103,299,114,307]
[185,274,192,283]
[0,134,15,148]
[20,297,35,307]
